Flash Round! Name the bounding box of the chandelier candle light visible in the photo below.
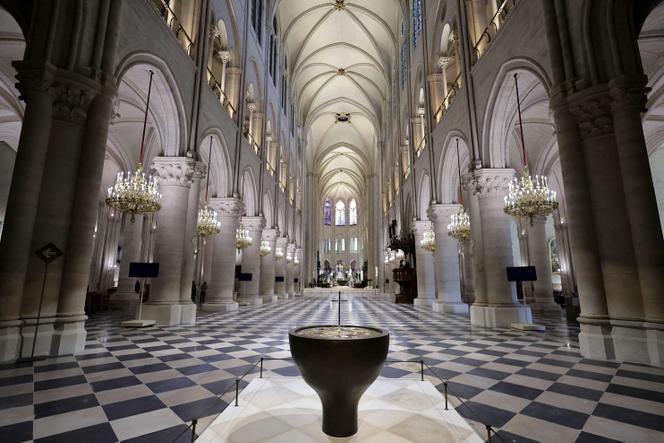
[504,74,558,225]
[106,70,161,222]
[275,246,285,260]
[420,227,436,252]
[260,240,272,256]
[197,136,221,237]
[236,224,252,250]
[447,138,472,241]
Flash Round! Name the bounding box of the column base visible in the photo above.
[413,298,435,308]
[0,321,22,363]
[51,314,87,356]
[262,295,279,303]
[610,320,652,365]
[238,296,262,306]
[433,301,469,315]
[470,304,532,328]
[19,316,56,359]
[578,318,664,367]
[529,301,561,312]
[201,301,239,312]
[647,327,664,367]
[141,302,197,326]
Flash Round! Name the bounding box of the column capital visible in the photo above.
[608,75,648,110]
[438,56,453,68]
[262,228,279,241]
[276,236,289,248]
[13,60,56,99]
[568,87,613,140]
[209,197,244,217]
[191,161,207,180]
[412,220,432,236]
[151,156,195,187]
[241,215,265,230]
[50,79,97,125]
[471,168,515,197]
[428,203,462,225]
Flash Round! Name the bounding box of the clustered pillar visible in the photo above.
[428,204,468,314]
[141,157,197,325]
[202,197,243,312]
[412,220,436,308]
[260,228,278,303]
[238,216,264,305]
[469,169,532,327]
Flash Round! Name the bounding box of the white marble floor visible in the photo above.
[198,377,483,443]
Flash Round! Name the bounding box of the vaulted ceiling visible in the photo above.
[276,0,401,201]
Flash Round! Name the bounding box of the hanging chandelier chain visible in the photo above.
[205,136,212,201]
[514,73,527,169]
[456,137,462,205]
[139,70,155,164]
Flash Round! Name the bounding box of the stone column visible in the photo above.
[429,204,469,314]
[202,197,243,311]
[470,169,532,327]
[412,220,436,308]
[53,90,117,356]
[142,157,196,325]
[528,217,558,310]
[275,237,288,299]
[554,95,611,359]
[19,78,100,359]
[0,65,55,362]
[609,78,664,365]
[238,216,264,305]
[460,239,475,304]
[295,247,303,295]
[260,228,278,303]
[219,51,231,97]
[179,163,205,305]
[554,220,575,301]
[286,243,296,297]
[463,173,486,304]
[115,214,144,302]
[438,57,452,106]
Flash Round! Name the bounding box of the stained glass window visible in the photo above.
[412,0,422,48]
[324,199,332,225]
[349,199,357,225]
[335,200,345,226]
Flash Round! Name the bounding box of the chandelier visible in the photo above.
[395,249,405,260]
[197,202,220,237]
[106,70,161,222]
[260,240,272,256]
[197,137,221,237]
[389,249,396,263]
[448,138,472,241]
[275,246,285,260]
[384,250,390,264]
[420,227,436,252]
[294,252,300,265]
[448,208,471,241]
[504,74,558,225]
[286,248,293,263]
[236,224,252,249]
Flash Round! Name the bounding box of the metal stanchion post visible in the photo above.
[443,382,449,410]
[420,360,424,381]
[191,419,197,443]
[260,357,264,378]
[235,379,239,406]
[486,424,493,442]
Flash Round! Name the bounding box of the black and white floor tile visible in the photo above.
[0,294,663,442]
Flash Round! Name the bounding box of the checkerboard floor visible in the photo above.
[1,294,663,442]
